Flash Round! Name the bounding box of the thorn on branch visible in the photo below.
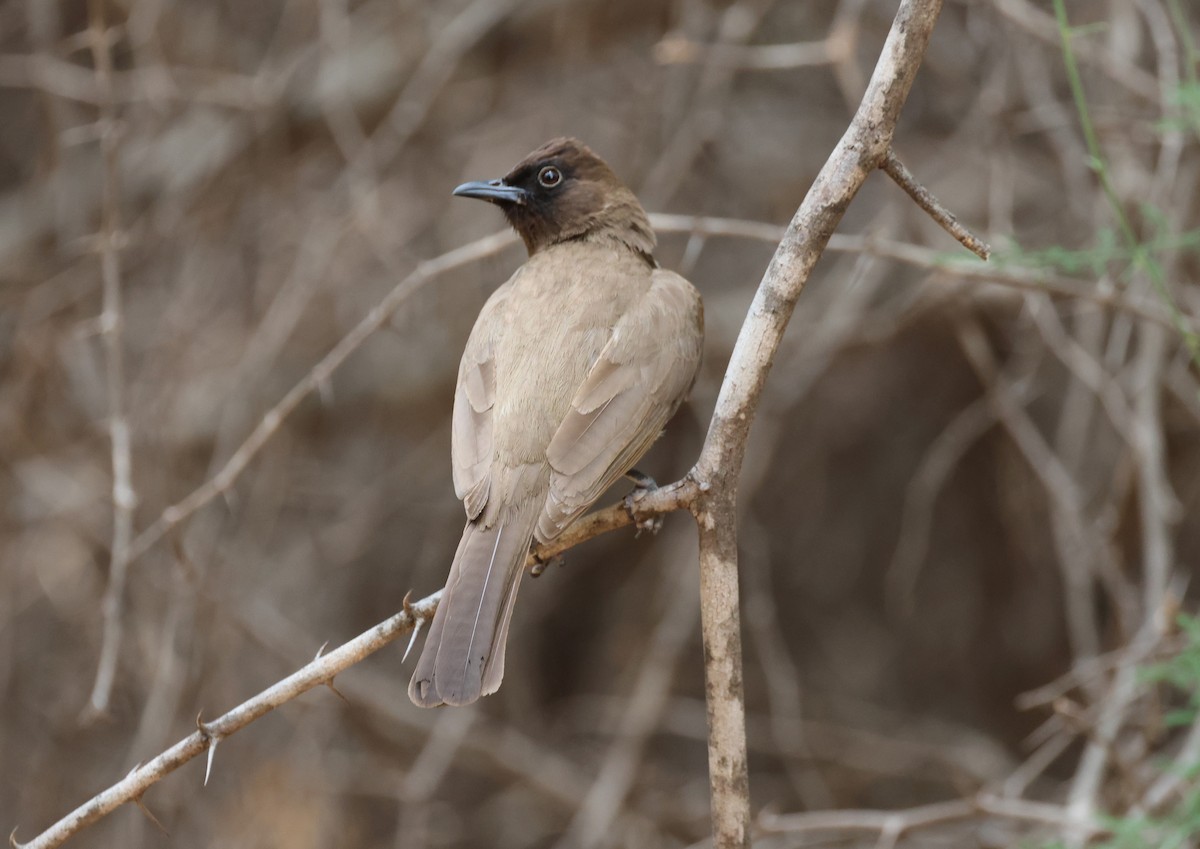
[881,148,991,261]
[325,678,350,705]
[316,375,334,405]
[132,795,169,836]
[401,592,425,662]
[204,740,219,787]
[196,711,222,787]
[403,619,424,662]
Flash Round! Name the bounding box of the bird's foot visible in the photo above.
[623,468,663,537]
[530,551,564,578]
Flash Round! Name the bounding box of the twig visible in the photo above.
[13,592,440,849]
[685,1,948,844]
[639,0,778,206]
[653,36,834,70]
[886,396,999,615]
[649,215,1190,331]
[393,709,475,849]
[0,53,279,109]
[1064,619,1165,843]
[758,791,1105,840]
[13,482,699,849]
[555,550,700,849]
[118,215,1193,579]
[85,0,137,719]
[1129,0,1185,631]
[955,318,1109,661]
[881,149,991,260]
[1139,712,1200,812]
[758,798,975,837]
[339,0,527,192]
[1015,633,1185,711]
[991,0,1160,101]
[125,229,520,563]
[529,477,697,567]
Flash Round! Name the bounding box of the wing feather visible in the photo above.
[452,284,510,521]
[539,270,702,540]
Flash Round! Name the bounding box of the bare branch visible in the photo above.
[14,484,699,849]
[653,36,834,70]
[758,791,1106,841]
[685,1,949,844]
[991,0,1159,101]
[125,229,520,562]
[881,149,991,260]
[120,216,1191,579]
[84,0,137,719]
[14,594,439,849]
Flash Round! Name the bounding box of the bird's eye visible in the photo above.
[537,166,563,188]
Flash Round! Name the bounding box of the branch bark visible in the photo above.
[684,0,946,843]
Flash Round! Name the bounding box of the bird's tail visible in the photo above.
[408,500,539,707]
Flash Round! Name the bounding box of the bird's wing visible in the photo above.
[452,282,511,521]
[539,269,703,541]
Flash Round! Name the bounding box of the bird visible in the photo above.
[408,138,704,707]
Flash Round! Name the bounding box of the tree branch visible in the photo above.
[125,229,520,563]
[685,1,948,844]
[14,594,440,849]
[13,484,698,849]
[85,0,137,719]
[881,149,992,260]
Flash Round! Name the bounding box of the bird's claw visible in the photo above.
[624,488,663,537]
[531,553,564,577]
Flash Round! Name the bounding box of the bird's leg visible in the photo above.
[529,546,564,578]
[625,468,658,490]
[623,468,663,536]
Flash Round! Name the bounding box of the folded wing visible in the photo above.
[452,283,510,522]
[539,269,703,541]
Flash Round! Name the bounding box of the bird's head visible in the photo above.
[452,138,655,258]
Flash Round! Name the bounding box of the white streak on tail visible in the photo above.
[567,395,615,450]
[461,524,504,681]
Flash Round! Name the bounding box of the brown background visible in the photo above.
[2,0,1198,847]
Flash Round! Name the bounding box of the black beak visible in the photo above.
[452,178,529,205]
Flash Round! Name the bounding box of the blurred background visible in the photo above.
[3,0,1199,846]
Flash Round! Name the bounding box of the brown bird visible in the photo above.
[409,138,704,707]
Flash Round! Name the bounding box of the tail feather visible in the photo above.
[408,501,539,707]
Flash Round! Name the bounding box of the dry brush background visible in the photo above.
[2,0,1199,847]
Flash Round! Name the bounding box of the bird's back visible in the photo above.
[457,241,658,512]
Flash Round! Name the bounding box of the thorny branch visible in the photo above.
[12,594,441,849]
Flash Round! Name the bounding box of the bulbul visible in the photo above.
[409,138,704,707]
